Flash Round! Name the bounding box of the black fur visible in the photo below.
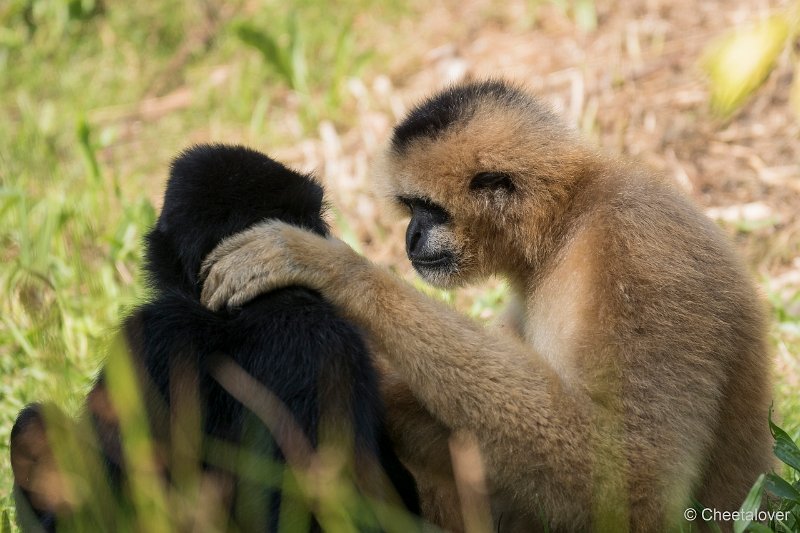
[11,144,418,532]
[147,144,328,296]
[391,80,524,153]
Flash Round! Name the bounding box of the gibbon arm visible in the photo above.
[201,221,603,515]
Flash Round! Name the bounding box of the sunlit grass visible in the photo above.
[0,0,404,526]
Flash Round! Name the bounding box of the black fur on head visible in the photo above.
[390,79,526,154]
[145,144,328,296]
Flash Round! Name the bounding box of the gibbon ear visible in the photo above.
[469,172,515,193]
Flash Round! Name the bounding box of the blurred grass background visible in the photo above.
[1,0,799,530]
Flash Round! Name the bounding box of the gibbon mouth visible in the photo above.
[411,254,455,270]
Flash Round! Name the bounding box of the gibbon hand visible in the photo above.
[201,220,359,311]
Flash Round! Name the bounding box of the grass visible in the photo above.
[1,0,799,531]
[0,0,406,525]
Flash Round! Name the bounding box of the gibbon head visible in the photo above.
[146,144,328,296]
[375,80,594,288]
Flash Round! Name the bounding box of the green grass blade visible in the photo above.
[76,118,102,187]
[1,509,10,533]
[734,473,764,533]
[103,332,172,533]
[235,23,295,90]
[287,12,308,94]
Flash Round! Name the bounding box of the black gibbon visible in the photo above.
[199,81,773,532]
[10,144,419,533]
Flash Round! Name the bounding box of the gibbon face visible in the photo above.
[398,196,460,286]
[375,80,594,288]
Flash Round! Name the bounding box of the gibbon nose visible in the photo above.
[406,202,450,260]
[406,217,426,258]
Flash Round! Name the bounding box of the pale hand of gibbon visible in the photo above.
[200,220,357,311]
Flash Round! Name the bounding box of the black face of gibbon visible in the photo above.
[399,170,514,279]
[400,196,456,273]
[11,144,419,532]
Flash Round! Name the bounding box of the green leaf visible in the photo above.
[769,409,800,472]
[1,509,11,533]
[765,472,800,503]
[702,15,790,116]
[734,474,764,533]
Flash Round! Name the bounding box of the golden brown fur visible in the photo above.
[201,80,773,531]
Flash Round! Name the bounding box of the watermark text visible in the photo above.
[684,507,789,522]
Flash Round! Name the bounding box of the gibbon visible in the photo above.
[10,144,419,533]
[200,81,773,532]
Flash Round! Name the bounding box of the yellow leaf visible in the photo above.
[702,15,790,116]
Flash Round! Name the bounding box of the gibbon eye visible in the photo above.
[397,196,414,214]
[470,171,515,192]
